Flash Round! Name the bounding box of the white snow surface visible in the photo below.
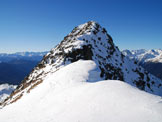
[123,49,162,63]
[0,60,162,122]
[0,84,17,103]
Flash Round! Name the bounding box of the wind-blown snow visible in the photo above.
[0,60,162,122]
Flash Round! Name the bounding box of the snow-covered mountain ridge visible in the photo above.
[0,84,17,103]
[0,60,162,122]
[1,21,162,108]
[122,49,162,63]
[122,49,162,80]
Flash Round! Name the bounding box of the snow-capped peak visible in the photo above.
[123,49,162,63]
[1,21,162,107]
[1,60,162,122]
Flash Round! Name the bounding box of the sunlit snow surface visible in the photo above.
[123,49,162,63]
[2,21,162,108]
[0,60,162,122]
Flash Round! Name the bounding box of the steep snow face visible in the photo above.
[0,84,17,103]
[1,21,162,107]
[0,60,162,122]
[123,49,162,63]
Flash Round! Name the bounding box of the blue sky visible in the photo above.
[0,0,162,53]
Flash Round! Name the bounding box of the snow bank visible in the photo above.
[0,60,161,122]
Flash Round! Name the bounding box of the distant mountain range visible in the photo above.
[0,51,48,62]
[122,49,162,63]
[123,49,162,80]
[1,49,162,86]
[0,52,48,85]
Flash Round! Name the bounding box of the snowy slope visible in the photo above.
[1,21,162,108]
[0,21,162,122]
[123,49,162,63]
[0,60,162,122]
[0,84,17,103]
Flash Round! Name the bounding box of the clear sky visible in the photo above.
[0,0,162,53]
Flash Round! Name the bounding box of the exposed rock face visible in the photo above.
[1,21,162,107]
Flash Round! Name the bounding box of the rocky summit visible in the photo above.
[1,21,162,107]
